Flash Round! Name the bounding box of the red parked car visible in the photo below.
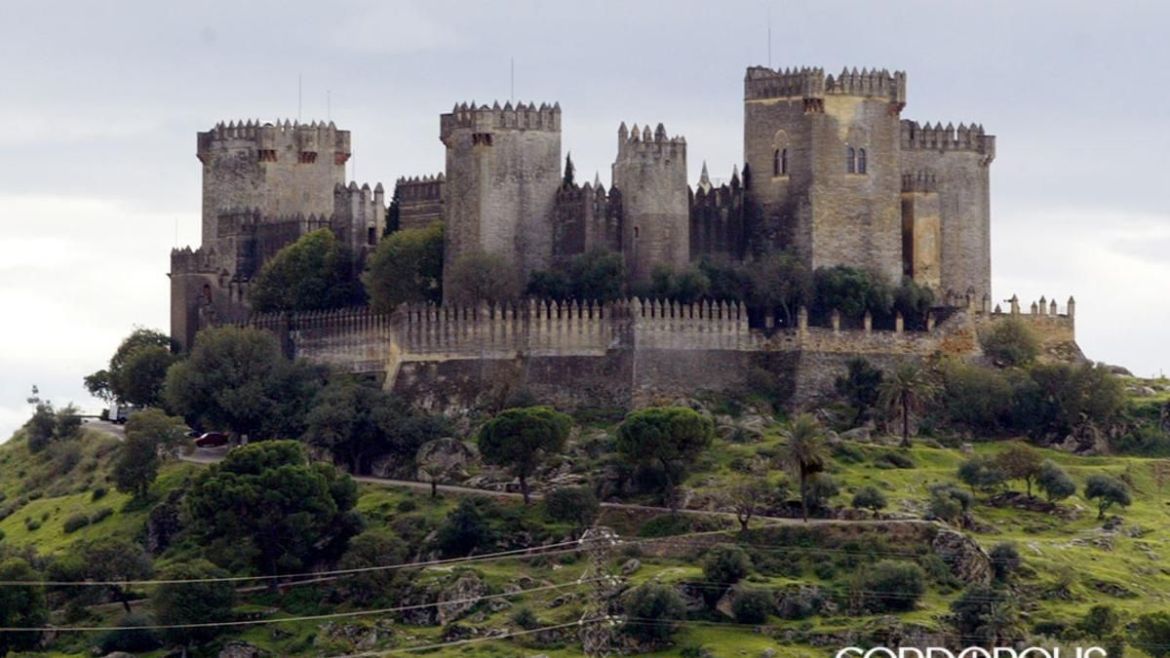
[194,432,230,448]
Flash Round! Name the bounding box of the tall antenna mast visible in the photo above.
[767,6,772,67]
[297,73,303,122]
[510,57,515,102]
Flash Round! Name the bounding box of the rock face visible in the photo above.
[437,572,487,624]
[931,528,992,585]
[775,584,835,619]
[416,437,478,485]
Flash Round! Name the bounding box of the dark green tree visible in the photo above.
[892,277,935,329]
[1036,459,1076,502]
[249,228,363,312]
[77,537,154,613]
[747,251,812,327]
[859,560,926,612]
[811,265,893,323]
[477,406,572,504]
[526,247,626,302]
[25,402,57,453]
[1085,473,1131,519]
[363,222,444,312]
[702,544,752,589]
[851,485,888,517]
[988,542,1022,583]
[562,152,575,187]
[941,362,1015,434]
[957,456,1007,493]
[1014,363,1124,441]
[152,559,236,649]
[336,530,410,605]
[186,441,361,577]
[303,379,445,475]
[950,584,1023,646]
[621,583,686,643]
[994,444,1043,497]
[731,587,773,624]
[1134,612,1170,658]
[164,326,323,440]
[544,486,600,527]
[114,431,160,499]
[446,251,523,305]
[107,328,175,404]
[436,499,496,558]
[0,558,48,655]
[980,318,1040,367]
[117,345,179,407]
[84,369,115,405]
[834,358,884,425]
[616,407,715,508]
[781,414,828,522]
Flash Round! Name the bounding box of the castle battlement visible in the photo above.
[745,66,906,106]
[901,171,938,194]
[170,246,218,275]
[439,101,561,141]
[394,174,445,202]
[900,120,995,159]
[197,119,351,165]
[616,123,686,160]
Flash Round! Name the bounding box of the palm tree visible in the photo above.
[782,414,827,522]
[878,363,940,448]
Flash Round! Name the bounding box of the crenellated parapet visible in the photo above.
[197,119,351,165]
[745,66,906,109]
[901,170,938,194]
[900,120,995,162]
[616,122,686,161]
[440,101,561,143]
[395,173,444,202]
[170,246,218,275]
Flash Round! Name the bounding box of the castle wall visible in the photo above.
[900,175,942,289]
[197,121,349,247]
[552,183,621,259]
[690,181,748,262]
[612,124,689,282]
[440,103,561,292]
[332,181,386,257]
[395,175,444,232]
[899,121,994,300]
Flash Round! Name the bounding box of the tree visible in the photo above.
[940,362,1014,434]
[1036,459,1076,502]
[615,407,715,508]
[0,558,48,655]
[25,402,57,453]
[1133,612,1170,658]
[77,538,153,613]
[1016,363,1125,442]
[249,228,363,312]
[834,358,884,426]
[477,406,571,505]
[186,441,361,577]
[526,248,627,303]
[152,559,236,649]
[84,369,115,405]
[125,408,189,453]
[117,346,179,407]
[164,326,323,440]
[336,530,410,605]
[731,587,773,624]
[544,487,600,527]
[562,152,575,187]
[811,265,893,323]
[859,560,925,612]
[1079,605,1121,638]
[108,329,175,403]
[727,479,772,531]
[988,542,1022,583]
[621,584,686,642]
[950,584,1023,646]
[1085,473,1131,519]
[877,362,939,448]
[748,251,812,327]
[892,278,935,330]
[928,483,973,524]
[851,486,888,517]
[703,544,752,592]
[114,431,160,499]
[436,499,495,558]
[363,222,444,312]
[781,414,828,522]
[641,264,710,304]
[994,445,1043,497]
[980,318,1040,367]
[803,474,840,513]
[446,251,523,305]
[957,456,1007,493]
[303,379,445,475]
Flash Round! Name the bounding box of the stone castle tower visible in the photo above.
[439,102,562,295]
[612,123,689,283]
[171,120,384,350]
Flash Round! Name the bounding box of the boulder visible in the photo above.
[218,642,267,658]
[931,529,991,585]
[437,572,487,624]
[840,426,872,442]
[620,558,641,576]
[775,584,834,619]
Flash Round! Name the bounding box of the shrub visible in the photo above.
[702,544,752,589]
[859,560,926,612]
[989,542,1021,582]
[544,486,600,527]
[981,318,1039,366]
[396,499,417,513]
[436,499,495,558]
[874,451,915,469]
[511,606,539,630]
[1132,611,1170,658]
[91,487,107,501]
[957,456,1007,493]
[1085,474,1131,519]
[851,486,888,516]
[90,507,114,524]
[1079,605,1121,638]
[802,474,840,512]
[1036,460,1076,502]
[941,362,1015,433]
[98,613,162,653]
[23,517,40,532]
[731,587,773,624]
[928,483,973,524]
[834,358,884,425]
[62,514,90,534]
[621,584,686,642]
[831,442,865,463]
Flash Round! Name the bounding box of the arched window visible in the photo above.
[781,148,788,175]
[857,148,867,174]
[846,146,856,174]
[773,149,781,176]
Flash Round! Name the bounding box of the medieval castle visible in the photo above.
[170,66,1075,409]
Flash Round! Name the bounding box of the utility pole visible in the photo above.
[578,527,624,657]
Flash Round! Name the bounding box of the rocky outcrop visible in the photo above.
[436,572,487,624]
[416,437,478,488]
[774,584,836,619]
[218,642,268,658]
[931,528,991,584]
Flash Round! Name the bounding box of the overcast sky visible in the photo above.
[2,0,1168,439]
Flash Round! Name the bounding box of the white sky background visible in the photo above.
[1,0,1168,440]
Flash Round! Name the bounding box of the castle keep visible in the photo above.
[171,65,1071,407]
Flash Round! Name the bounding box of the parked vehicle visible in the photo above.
[194,432,230,448]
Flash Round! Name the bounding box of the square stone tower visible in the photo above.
[439,102,562,295]
[612,122,690,283]
[743,67,907,284]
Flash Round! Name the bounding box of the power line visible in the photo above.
[0,579,599,633]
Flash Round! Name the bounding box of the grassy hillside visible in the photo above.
[2,390,1169,657]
